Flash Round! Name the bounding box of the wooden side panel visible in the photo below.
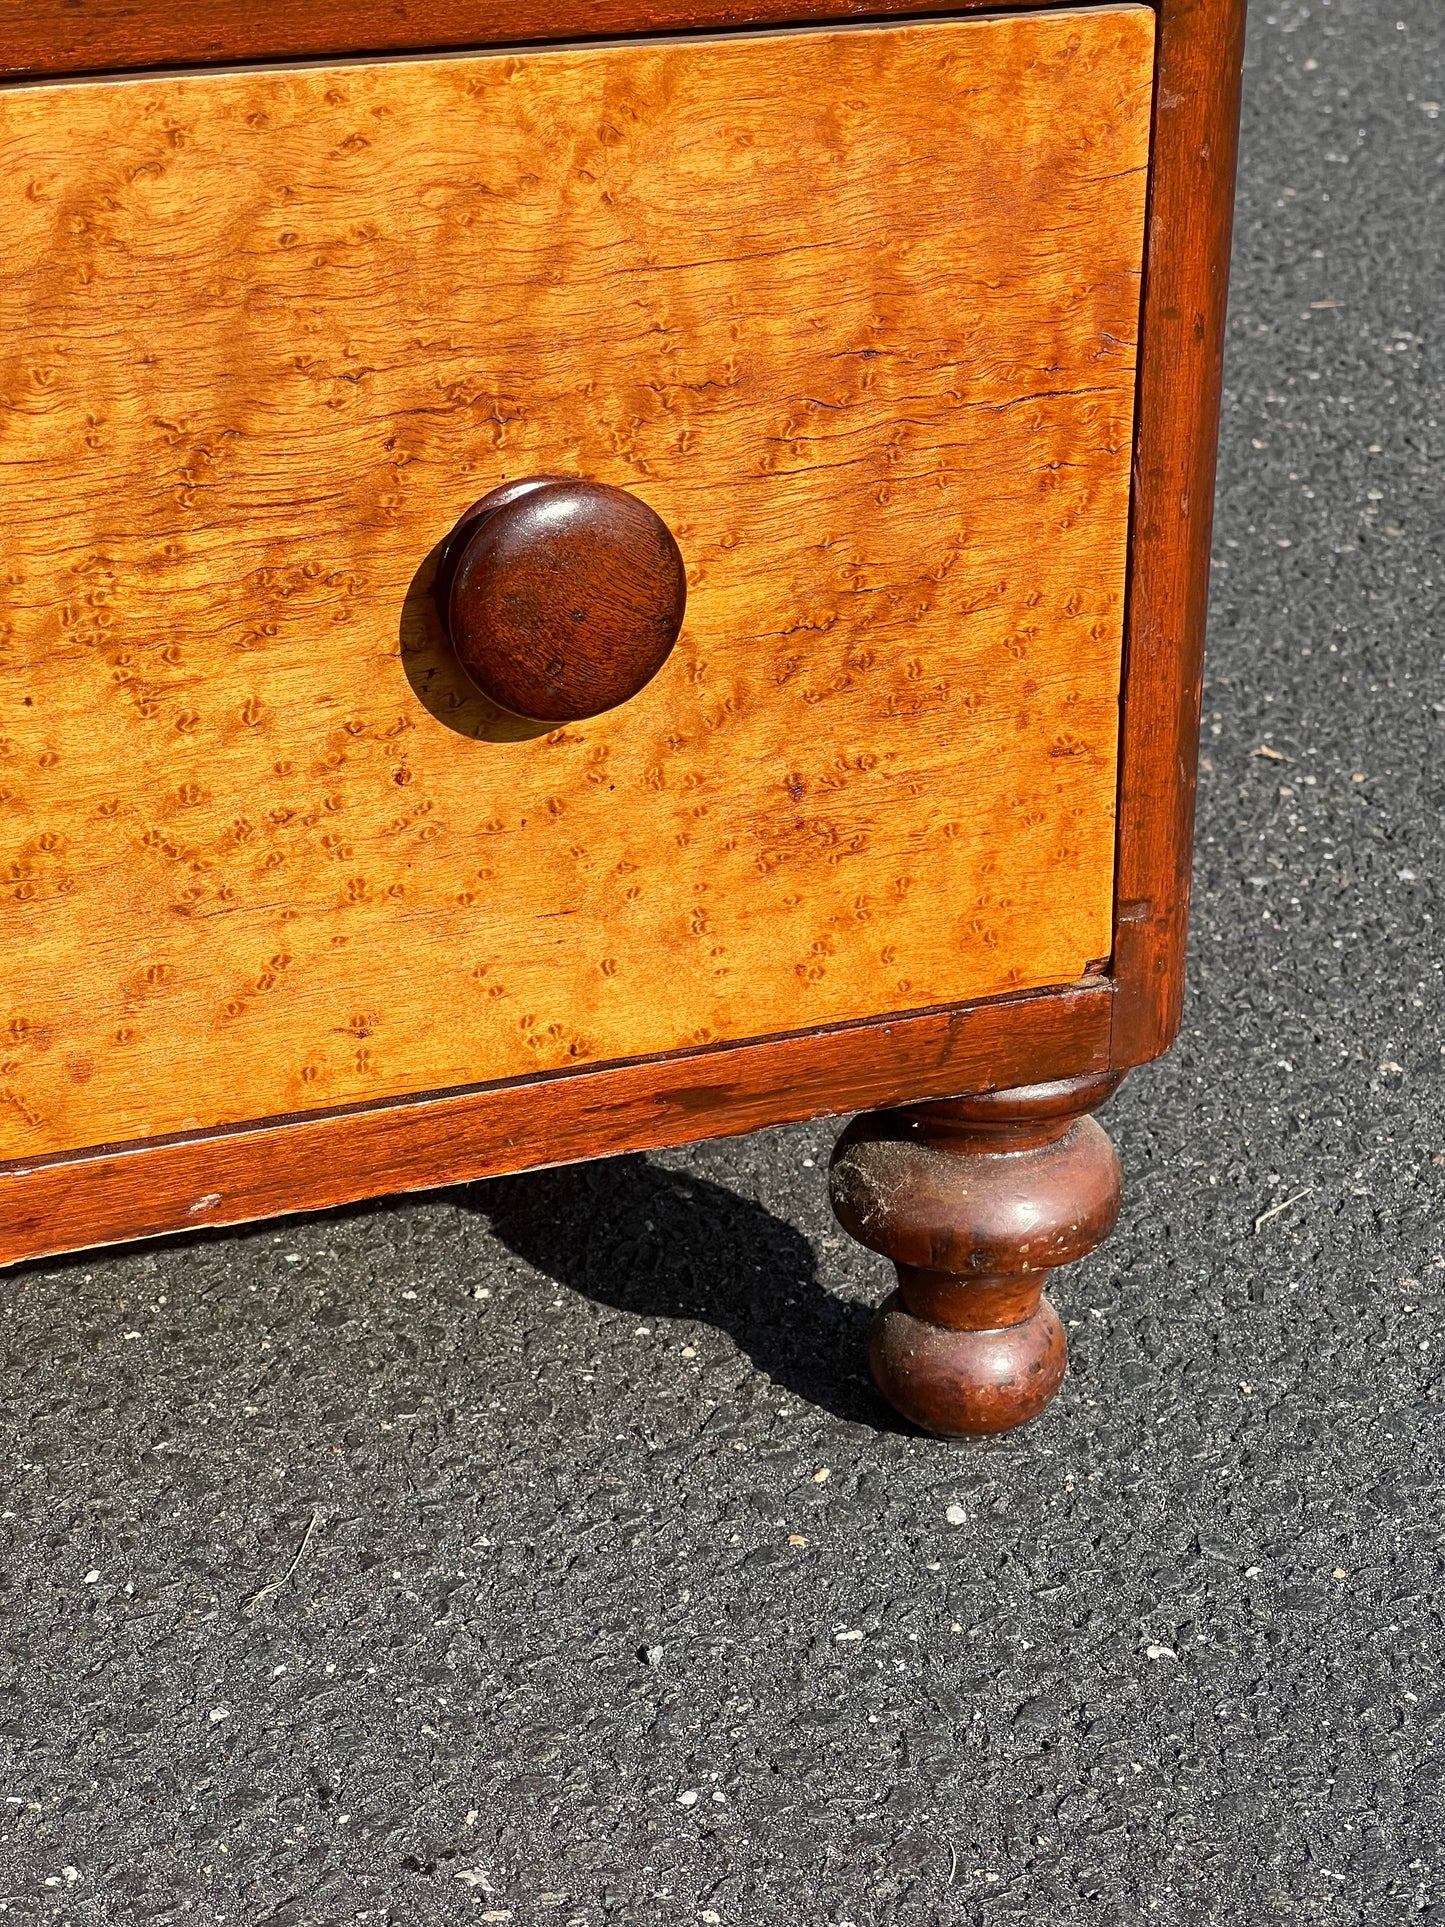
[0,10,1153,1161]
[1109,0,1247,1066]
[0,983,1115,1269]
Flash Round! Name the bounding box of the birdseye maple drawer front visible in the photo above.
[0,7,1154,1162]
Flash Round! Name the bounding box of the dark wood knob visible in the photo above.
[434,477,687,724]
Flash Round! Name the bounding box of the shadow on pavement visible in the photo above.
[468,1152,894,1429]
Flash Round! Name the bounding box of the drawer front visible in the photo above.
[0,7,1153,1160]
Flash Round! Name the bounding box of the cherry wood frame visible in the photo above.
[0,0,1246,1266]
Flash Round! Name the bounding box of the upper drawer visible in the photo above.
[0,7,1153,1160]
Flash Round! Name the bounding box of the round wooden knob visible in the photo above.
[434,477,687,723]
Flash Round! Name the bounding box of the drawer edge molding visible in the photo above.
[0,984,1112,1270]
[6,0,1110,82]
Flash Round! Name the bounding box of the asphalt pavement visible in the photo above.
[1,0,1442,1919]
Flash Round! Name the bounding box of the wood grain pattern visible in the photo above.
[0,981,1114,1269]
[2,0,1107,83]
[0,10,1152,1162]
[1108,0,1248,1067]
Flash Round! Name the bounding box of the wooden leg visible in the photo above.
[828,1072,1125,1437]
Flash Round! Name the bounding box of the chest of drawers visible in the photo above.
[0,0,1245,1435]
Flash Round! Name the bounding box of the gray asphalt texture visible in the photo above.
[3,2,1443,1920]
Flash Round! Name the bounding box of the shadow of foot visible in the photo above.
[465,1154,894,1428]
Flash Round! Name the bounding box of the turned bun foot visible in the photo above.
[870,1289,1067,1437]
[830,1071,1125,1438]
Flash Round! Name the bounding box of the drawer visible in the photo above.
[0,6,1154,1161]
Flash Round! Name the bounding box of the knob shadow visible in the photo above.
[398,539,549,744]
[464,1154,895,1429]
